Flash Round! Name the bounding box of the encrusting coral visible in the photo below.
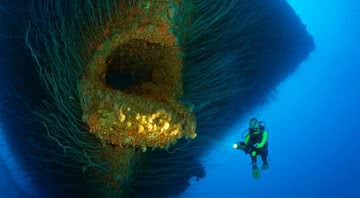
[80,0,197,150]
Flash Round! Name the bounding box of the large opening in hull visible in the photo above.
[105,40,154,92]
[101,38,182,101]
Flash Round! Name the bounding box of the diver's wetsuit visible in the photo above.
[244,129,268,166]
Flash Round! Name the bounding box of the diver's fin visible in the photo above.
[261,163,269,170]
[252,166,261,179]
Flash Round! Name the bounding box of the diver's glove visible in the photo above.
[233,142,249,152]
[245,144,258,154]
[244,146,252,154]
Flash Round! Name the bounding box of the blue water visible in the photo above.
[181,0,360,197]
[1,0,360,197]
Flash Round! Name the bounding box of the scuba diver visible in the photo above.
[233,118,269,179]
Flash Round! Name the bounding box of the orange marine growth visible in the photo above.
[80,0,197,151]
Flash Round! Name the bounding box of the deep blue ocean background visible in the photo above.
[181,0,360,197]
[1,0,360,197]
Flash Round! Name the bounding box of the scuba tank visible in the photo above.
[259,121,266,131]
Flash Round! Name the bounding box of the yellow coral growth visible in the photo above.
[83,97,196,149]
